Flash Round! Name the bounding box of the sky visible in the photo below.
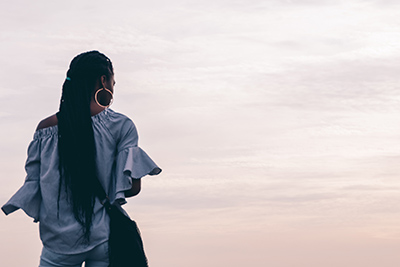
[1,0,400,266]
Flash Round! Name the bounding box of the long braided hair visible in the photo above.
[57,51,114,241]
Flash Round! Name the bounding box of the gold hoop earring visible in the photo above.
[95,88,114,108]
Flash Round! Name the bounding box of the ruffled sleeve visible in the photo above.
[112,118,161,205]
[1,139,42,222]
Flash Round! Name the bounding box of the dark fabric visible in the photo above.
[106,203,148,267]
[94,174,148,267]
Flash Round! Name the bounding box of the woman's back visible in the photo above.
[2,109,161,253]
[2,51,161,266]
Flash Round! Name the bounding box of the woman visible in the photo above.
[1,51,161,266]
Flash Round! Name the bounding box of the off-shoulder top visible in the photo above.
[1,109,161,254]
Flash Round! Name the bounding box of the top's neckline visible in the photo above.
[33,108,113,139]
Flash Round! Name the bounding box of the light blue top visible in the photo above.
[1,109,161,254]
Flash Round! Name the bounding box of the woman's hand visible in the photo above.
[125,178,141,197]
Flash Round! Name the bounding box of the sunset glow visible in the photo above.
[1,1,400,266]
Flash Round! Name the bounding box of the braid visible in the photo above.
[57,51,113,242]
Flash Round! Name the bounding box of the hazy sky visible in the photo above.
[1,0,400,266]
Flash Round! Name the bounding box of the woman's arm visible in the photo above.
[125,178,141,197]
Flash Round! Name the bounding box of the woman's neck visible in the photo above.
[90,100,106,116]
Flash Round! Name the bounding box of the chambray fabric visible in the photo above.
[1,109,161,254]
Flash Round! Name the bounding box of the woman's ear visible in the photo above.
[100,75,107,88]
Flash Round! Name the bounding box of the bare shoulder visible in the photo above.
[36,114,58,130]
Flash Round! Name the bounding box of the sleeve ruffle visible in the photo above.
[1,140,41,222]
[1,181,41,222]
[113,146,162,205]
